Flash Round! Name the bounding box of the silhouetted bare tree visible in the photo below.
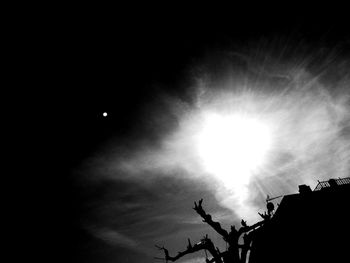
[156,199,272,263]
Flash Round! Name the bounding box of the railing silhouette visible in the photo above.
[314,177,350,191]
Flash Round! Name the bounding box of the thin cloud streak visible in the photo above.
[87,226,140,249]
[87,55,350,221]
[79,48,350,262]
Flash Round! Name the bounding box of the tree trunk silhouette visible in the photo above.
[156,235,223,263]
[156,199,270,263]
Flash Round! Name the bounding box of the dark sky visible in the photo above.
[25,7,350,263]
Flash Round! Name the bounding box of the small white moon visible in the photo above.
[103,112,108,117]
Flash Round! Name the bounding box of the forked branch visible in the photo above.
[193,199,229,239]
[156,235,223,263]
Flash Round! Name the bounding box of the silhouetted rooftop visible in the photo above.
[249,177,350,263]
[314,177,350,191]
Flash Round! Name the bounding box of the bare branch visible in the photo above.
[193,199,229,239]
[258,211,271,220]
[240,233,253,263]
[156,236,223,263]
[187,238,192,250]
[157,199,268,263]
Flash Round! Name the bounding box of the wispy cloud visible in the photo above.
[179,257,207,263]
[86,58,350,221]
[79,48,350,262]
[88,226,139,249]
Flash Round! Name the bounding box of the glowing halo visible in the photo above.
[196,112,272,197]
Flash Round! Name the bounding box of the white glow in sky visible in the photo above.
[92,56,350,223]
[196,113,272,199]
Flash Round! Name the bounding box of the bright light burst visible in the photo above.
[196,112,272,197]
[100,50,350,221]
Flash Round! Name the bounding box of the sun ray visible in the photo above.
[196,112,272,198]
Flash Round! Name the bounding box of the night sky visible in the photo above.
[26,7,350,263]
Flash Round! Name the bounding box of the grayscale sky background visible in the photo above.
[36,7,350,263]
